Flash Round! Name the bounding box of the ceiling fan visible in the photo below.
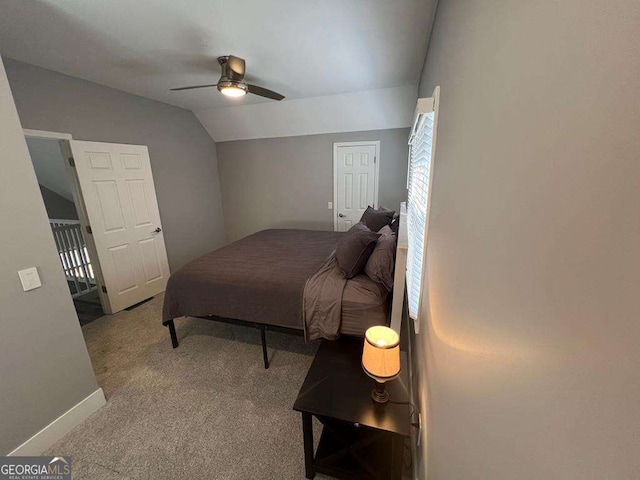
[170,55,285,101]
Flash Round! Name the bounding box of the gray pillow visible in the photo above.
[360,206,395,232]
[390,211,400,234]
[364,225,397,291]
[335,223,381,279]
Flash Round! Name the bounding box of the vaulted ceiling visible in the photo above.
[0,0,435,111]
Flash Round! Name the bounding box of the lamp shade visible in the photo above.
[362,326,400,381]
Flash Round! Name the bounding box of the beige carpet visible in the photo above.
[44,294,332,479]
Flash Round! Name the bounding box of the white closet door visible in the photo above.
[334,143,378,231]
[69,140,170,313]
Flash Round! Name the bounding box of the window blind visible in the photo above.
[406,91,438,320]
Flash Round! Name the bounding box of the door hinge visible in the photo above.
[101,285,107,294]
[68,157,75,167]
[374,156,377,164]
[85,225,92,235]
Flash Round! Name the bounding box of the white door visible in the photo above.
[333,142,379,231]
[69,140,170,313]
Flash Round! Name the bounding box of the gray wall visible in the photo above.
[5,58,226,271]
[27,136,75,202]
[415,0,640,478]
[39,185,78,220]
[0,56,98,455]
[217,128,409,242]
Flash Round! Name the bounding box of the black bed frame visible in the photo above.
[165,316,304,369]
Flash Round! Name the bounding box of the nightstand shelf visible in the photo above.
[314,416,397,480]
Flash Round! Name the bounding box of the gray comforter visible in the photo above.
[162,229,344,331]
[302,253,347,340]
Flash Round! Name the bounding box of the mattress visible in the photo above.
[163,229,343,329]
[162,228,390,337]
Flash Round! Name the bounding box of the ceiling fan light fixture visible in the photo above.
[217,81,248,98]
[171,56,284,101]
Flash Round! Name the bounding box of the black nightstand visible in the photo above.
[293,340,411,480]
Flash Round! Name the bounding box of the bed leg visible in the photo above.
[261,326,269,369]
[168,320,179,348]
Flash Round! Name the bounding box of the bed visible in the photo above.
[162,228,391,367]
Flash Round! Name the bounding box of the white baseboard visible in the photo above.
[9,388,106,456]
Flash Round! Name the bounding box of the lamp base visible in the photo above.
[371,381,389,404]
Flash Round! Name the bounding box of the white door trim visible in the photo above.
[23,129,73,140]
[332,141,380,231]
[9,388,106,456]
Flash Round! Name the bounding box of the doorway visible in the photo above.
[333,141,380,231]
[24,129,171,322]
[24,131,105,325]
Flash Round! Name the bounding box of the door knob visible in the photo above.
[153,227,162,233]
[338,213,345,218]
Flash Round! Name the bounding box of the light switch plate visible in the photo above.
[18,267,42,292]
[327,202,333,209]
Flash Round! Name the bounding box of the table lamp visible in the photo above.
[361,326,401,404]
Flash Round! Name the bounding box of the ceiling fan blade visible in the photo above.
[170,84,217,91]
[247,84,285,101]
[227,55,246,80]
